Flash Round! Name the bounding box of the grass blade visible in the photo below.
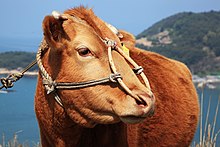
[202,96,212,145]
[199,86,204,146]
[211,96,220,143]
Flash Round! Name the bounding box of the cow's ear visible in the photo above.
[118,30,135,49]
[42,15,68,49]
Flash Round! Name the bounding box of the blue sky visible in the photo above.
[0,0,220,39]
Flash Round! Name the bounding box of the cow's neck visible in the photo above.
[76,123,128,147]
[41,112,129,146]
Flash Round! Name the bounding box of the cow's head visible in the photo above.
[41,7,155,128]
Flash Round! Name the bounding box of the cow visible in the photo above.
[35,6,199,147]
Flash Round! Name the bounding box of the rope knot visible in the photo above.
[0,78,13,89]
[109,73,122,82]
[133,66,144,75]
[104,38,117,48]
[42,79,57,94]
[0,73,23,89]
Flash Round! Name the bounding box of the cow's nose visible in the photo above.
[135,92,154,106]
[133,90,155,117]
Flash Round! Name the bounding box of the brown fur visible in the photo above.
[35,6,199,147]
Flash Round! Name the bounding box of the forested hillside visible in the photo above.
[136,10,220,75]
[0,51,37,71]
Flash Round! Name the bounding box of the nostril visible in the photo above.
[131,90,155,107]
[134,92,155,107]
[135,96,148,107]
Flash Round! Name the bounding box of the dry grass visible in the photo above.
[0,131,41,147]
[192,82,220,147]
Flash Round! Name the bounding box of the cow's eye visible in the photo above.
[77,47,92,57]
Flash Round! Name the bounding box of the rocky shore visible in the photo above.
[0,68,38,76]
[193,75,220,83]
[193,75,220,89]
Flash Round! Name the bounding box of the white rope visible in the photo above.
[108,46,143,102]
[116,46,151,89]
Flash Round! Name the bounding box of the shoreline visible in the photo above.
[0,68,38,76]
[192,75,220,83]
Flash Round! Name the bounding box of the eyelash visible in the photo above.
[77,47,93,57]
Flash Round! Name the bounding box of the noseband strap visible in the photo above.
[54,73,122,89]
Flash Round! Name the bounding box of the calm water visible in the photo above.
[0,77,219,145]
[0,77,39,144]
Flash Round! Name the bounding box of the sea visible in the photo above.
[0,77,39,145]
[0,76,219,146]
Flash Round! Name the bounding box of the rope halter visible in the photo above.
[36,13,152,107]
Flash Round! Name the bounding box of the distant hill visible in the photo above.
[136,10,220,75]
[0,51,37,71]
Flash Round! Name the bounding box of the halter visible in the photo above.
[36,13,152,107]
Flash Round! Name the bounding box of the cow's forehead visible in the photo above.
[63,6,120,43]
